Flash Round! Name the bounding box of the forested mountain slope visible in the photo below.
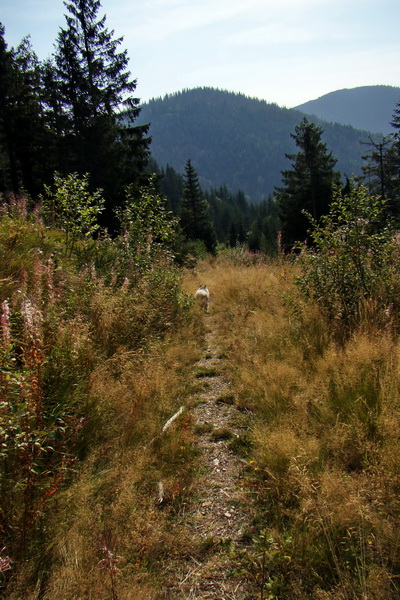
[294,85,400,134]
[137,87,382,202]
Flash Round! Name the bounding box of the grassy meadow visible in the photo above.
[189,250,400,599]
[1,197,400,599]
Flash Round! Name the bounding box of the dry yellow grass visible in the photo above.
[6,252,400,599]
[189,255,400,599]
[7,314,204,600]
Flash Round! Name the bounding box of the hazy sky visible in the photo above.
[2,0,399,108]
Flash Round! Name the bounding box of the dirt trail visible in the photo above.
[163,312,257,599]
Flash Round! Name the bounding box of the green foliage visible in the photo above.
[181,238,209,261]
[297,183,400,330]
[218,244,267,266]
[239,529,292,599]
[0,215,90,567]
[361,102,400,221]
[0,26,51,197]
[360,136,393,200]
[158,162,184,213]
[0,197,192,585]
[247,197,279,255]
[158,163,280,255]
[384,102,400,213]
[41,172,104,255]
[207,185,251,248]
[117,174,179,264]
[0,197,49,294]
[0,7,150,226]
[84,174,188,279]
[50,0,150,223]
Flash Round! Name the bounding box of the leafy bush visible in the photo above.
[296,183,400,332]
[41,172,105,256]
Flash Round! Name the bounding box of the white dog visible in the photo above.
[195,285,210,312]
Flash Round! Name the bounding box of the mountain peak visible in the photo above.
[294,85,400,134]
[137,87,393,201]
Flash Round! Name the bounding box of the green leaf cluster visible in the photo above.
[115,174,181,269]
[41,172,105,255]
[297,183,400,330]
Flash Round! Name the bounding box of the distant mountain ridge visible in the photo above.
[137,87,392,202]
[294,85,400,134]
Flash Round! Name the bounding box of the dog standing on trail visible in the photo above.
[195,285,210,312]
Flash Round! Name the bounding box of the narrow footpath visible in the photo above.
[163,312,257,599]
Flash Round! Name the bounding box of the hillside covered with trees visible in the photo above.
[1,12,399,256]
[137,87,381,202]
[294,85,400,134]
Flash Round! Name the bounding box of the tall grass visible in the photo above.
[2,193,400,598]
[0,197,202,598]
[35,325,202,600]
[200,253,400,599]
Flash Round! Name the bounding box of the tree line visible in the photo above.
[0,0,279,257]
[136,87,371,201]
[1,0,400,256]
[274,114,400,251]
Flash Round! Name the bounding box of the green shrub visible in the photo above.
[41,172,105,256]
[297,183,400,333]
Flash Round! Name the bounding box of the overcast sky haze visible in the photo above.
[2,0,400,108]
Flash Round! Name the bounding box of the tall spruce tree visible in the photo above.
[361,104,400,221]
[51,0,150,225]
[385,102,400,214]
[276,117,340,251]
[180,159,217,254]
[0,26,49,196]
[0,25,18,193]
[361,136,393,201]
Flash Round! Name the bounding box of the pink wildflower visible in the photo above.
[0,547,11,574]
[21,299,43,344]
[1,300,11,349]
[277,231,285,255]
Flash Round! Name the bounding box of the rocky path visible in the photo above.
[164,314,257,599]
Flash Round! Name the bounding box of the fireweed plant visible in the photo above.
[0,186,192,594]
